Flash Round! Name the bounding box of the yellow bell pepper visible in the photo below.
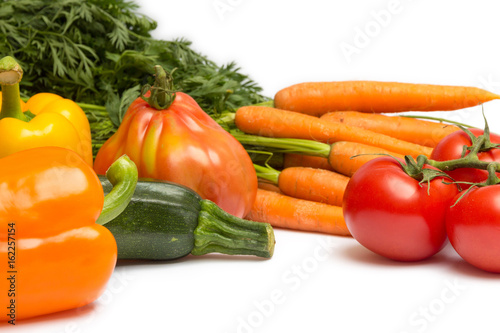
[0,56,93,166]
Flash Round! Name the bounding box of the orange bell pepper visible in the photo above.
[0,147,137,323]
[0,56,93,166]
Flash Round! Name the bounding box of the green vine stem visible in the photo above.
[407,123,500,188]
[425,154,500,173]
[253,163,280,184]
[0,56,27,121]
[232,132,331,158]
[234,122,500,188]
[140,65,176,110]
[401,115,474,128]
[484,163,500,186]
[423,130,500,173]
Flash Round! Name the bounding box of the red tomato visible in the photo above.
[343,157,459,261]
[430,128,500,186]
[94,91,257,218]
[446,185,500,273]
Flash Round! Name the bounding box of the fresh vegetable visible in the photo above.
[343,156,459,261]
[283,153,334,171]
[430,128,500,188]
[0,57,93,165]
[250,150,285,170]
[274,81,500,116]
[418,127,500,272]
[327,141,405,177]
[0,0,268,154]
[100,177,275,260]
[94,66,257,218]
[0,148,136,322]
[446,183,500,273]
[320,111,461,148]
[254,164,349,206]
[235,106,433,158]
[258,181,282,193]
[246,189,350,236]
[233,132,405,177]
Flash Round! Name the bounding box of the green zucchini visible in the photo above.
[99,176,275,260]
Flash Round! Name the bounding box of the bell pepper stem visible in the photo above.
[0,56,26,121]
[96,155,138,225]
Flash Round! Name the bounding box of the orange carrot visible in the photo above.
[234,133,408,177]
[274,81,500,116]
[254,164,349,206]
[235,106,433,158]
[258,180,282,194]
[283,153,333,171]
[320,111,461,148]
[246,189,351,236]
[328,141,405,177]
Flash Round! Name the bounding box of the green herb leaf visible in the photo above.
[0,0,269,156]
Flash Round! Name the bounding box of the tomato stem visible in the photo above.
[0,56,27,122]
[424,131,500,173]
[485,163,500,185]
[140,65,177,110]
[424,154,491,172]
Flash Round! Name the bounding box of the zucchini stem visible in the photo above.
[193,200,275,258]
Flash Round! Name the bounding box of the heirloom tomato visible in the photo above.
[94,67,257,218]
[343,156,459,261]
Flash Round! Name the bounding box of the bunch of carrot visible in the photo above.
[234,80,498,237]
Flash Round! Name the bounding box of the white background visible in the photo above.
[5,0,500,332]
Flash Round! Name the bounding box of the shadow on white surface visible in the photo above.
[115,252,271,267]
[444,256,500,280]
[341,240,500,279]
[340,241,454,268]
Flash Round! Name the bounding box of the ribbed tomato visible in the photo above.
[94,70,257,218]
